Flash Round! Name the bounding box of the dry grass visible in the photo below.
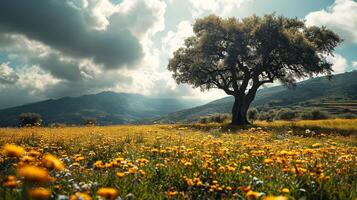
[256,119,357,132]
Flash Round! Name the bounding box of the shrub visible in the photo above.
[248,108,259,123]
[84,118,96,126]
[276,109,296,121]
[336,113,357,119]
[199,114,230,123]
[258,110,276,122]
[49,123,67,128]
[301,109,330,120]
[19,113,42,127]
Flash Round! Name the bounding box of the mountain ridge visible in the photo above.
[0,91,203,126]
[158,71,357,122]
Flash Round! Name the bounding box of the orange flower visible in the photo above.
[264,158,274,164]
[28,149,41,157]
[247,190,260,200]
[166,191,178,197]
[97,187,119,199]
[264,196,288,200]
[281,188,290,193]
[70,192,92,200]
[42,154,65,171]
[139,169,146,175]
[28,187,51,200]
[128,166,138,174]
[17,165,53,183]
[94,161,104,169]
[116,172,126,178]
[2,144,25,157]
[21,155,36,163]
[238,186,251,193]
[3,176,19,188]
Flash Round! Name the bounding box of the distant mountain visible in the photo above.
[0,91,202,126]
[159,71,357,122]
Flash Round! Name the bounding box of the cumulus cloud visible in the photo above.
[305,0,357,43]
[0,65,60,109]
[0,0,142,69]
[0,0,171,108]
[352,61,357,70]
[327,54,348,74]
[162,21,193,57]
[109,0,166,39]
[0,63,18,84]
[188,0,251,17]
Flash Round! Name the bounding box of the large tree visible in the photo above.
[167,14,341,125]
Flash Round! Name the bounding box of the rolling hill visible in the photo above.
[0,91,202,126]
[159,71,357,122]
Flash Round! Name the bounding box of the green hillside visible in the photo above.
[0,92,201,126]
[159,71,357,122]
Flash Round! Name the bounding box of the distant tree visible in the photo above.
[19,113,42,127]
[84,118,96,126]
[199,113,230,123]
[301,109,330,120]
[247,108,259,123]
[168,14,341,125]
[276,109,296,121]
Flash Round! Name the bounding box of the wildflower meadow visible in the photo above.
[0,121,356,200]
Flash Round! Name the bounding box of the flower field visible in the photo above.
[0,124,356,200]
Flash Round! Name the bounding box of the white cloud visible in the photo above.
[0,0,171,108]
[109,0,166,39]
[161,21,193,57]
[305,0,357,43]
[327,54,348,74]
[352,61,357,69]
[0,62,19,84]
[17,66,60,92]
[188,0,251,17]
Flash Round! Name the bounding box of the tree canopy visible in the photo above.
[168,14,341,125]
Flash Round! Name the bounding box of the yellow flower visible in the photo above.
[128,166,138,174]
[281,188,290,193]
[238,186,251,193]
[42,154,65,171]
[139,169,146,175]
[243,166,252,171]
[263,196,288,200]
[21,155,36,163]
[28,187,51,200]
[166,191,178,197]
[116,172,126,178]
[186,179,194,186]
[17,165,53,183]
[2,144,25,157]
[94,160,104,169]
[97,187,119,199]
[28,149,41,157]
[3,176,19,188]
[247,190,260,200]
[312,143,322,148]
[264,158,274,164]
[70,192,92,200]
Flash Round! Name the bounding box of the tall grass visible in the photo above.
[257,118,357,131]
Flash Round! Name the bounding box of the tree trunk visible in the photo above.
[231,96,250,125]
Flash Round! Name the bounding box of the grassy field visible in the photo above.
[0,120,356,199]
[257,119,357,132]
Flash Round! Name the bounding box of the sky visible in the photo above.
[0,0,356,109]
